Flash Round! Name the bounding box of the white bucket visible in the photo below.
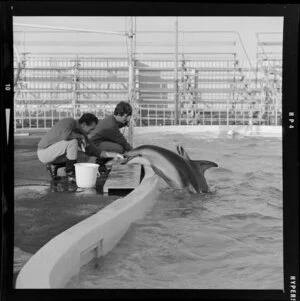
[74,163,100,188]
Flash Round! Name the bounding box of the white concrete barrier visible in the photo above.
[16,160,161,288]
[133,125,282,137]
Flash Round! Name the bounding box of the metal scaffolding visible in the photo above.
[13,20,283,131]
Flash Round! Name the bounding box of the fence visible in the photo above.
[14,102,282,131]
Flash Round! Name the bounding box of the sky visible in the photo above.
[13,17,283,61]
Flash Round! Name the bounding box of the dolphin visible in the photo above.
[125,145,218,193]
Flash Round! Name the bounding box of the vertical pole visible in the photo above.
[227,61,229,126]
[139,105,142,127]
[28,107,31,129]
[36,106,39,129]
[128,17,135,146]
[14,105,17,133]
[275,73,278,126]
[174,17,179,125]
[147,104,149,126]
[44,106,46,128]
[21,109,24,129]
[255,43,259,90]
[227,97,229,126]
[72,55,79,119]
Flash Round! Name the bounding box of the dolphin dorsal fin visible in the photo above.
[192,160,218,174]
[177,146,218,174]
[176,145,191,161]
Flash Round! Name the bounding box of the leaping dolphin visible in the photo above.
[125,145,218,193]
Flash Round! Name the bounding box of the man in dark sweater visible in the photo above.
[37,113,119,181]
[88,101,133,171]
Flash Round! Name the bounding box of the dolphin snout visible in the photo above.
[124,150,142,158]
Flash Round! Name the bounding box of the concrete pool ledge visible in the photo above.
[133,125,282,137]
[15,158,161,289]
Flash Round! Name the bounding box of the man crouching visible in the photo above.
[37,113,119,181]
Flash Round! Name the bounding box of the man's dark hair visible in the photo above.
[114,101,132,116]
[78,113,98,125]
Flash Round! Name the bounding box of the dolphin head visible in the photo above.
[125,145,153,159]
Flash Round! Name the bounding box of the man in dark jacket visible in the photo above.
[87,101,133,172]
[37,113,120,181]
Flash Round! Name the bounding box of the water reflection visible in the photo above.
[49,179,105,195]
[50,180,78,193]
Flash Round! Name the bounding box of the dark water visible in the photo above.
[66,134,283,289]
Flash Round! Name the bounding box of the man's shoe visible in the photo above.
[46,164,61,180]
[66,171,76,182]
[98,164,108,175]
[65,159,77,182]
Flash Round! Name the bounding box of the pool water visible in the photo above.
[66,133,283,289]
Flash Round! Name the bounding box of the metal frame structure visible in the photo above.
[255,32,282,126]
[13,20,283,132]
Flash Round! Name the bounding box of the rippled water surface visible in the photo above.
[66,133,283,289]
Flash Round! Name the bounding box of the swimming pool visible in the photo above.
[66,132,283,289]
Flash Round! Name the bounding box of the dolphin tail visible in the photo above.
[192,160,218,174]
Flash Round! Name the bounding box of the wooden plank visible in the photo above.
[103,164,141,195]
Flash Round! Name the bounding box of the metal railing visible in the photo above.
[14,103,282,131]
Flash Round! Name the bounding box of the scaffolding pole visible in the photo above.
[174,17,179,125]
[13,23,126,36]
[127,17,135,146]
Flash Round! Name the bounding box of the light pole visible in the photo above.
[174,17,179,125]
[127,17,135,146]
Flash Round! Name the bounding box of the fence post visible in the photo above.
[148,104,149,126]
[21,109,24,129]
[36,107,38,129]
[139,105,142,127]
[51,107,54,127]
[29,107,31,128]
[44,106,46,128]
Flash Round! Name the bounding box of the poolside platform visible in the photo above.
[103,164,142,195]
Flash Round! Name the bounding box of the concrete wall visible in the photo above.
[16,160,161,289]
[133,125,282,137]
[16,125,282,137]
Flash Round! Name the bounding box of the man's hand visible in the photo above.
[77,136,87,151]
[100,151,125,163]
[81,136,87,148]
[104,151,124,160]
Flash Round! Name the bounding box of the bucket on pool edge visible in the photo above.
[74,163,100,188]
